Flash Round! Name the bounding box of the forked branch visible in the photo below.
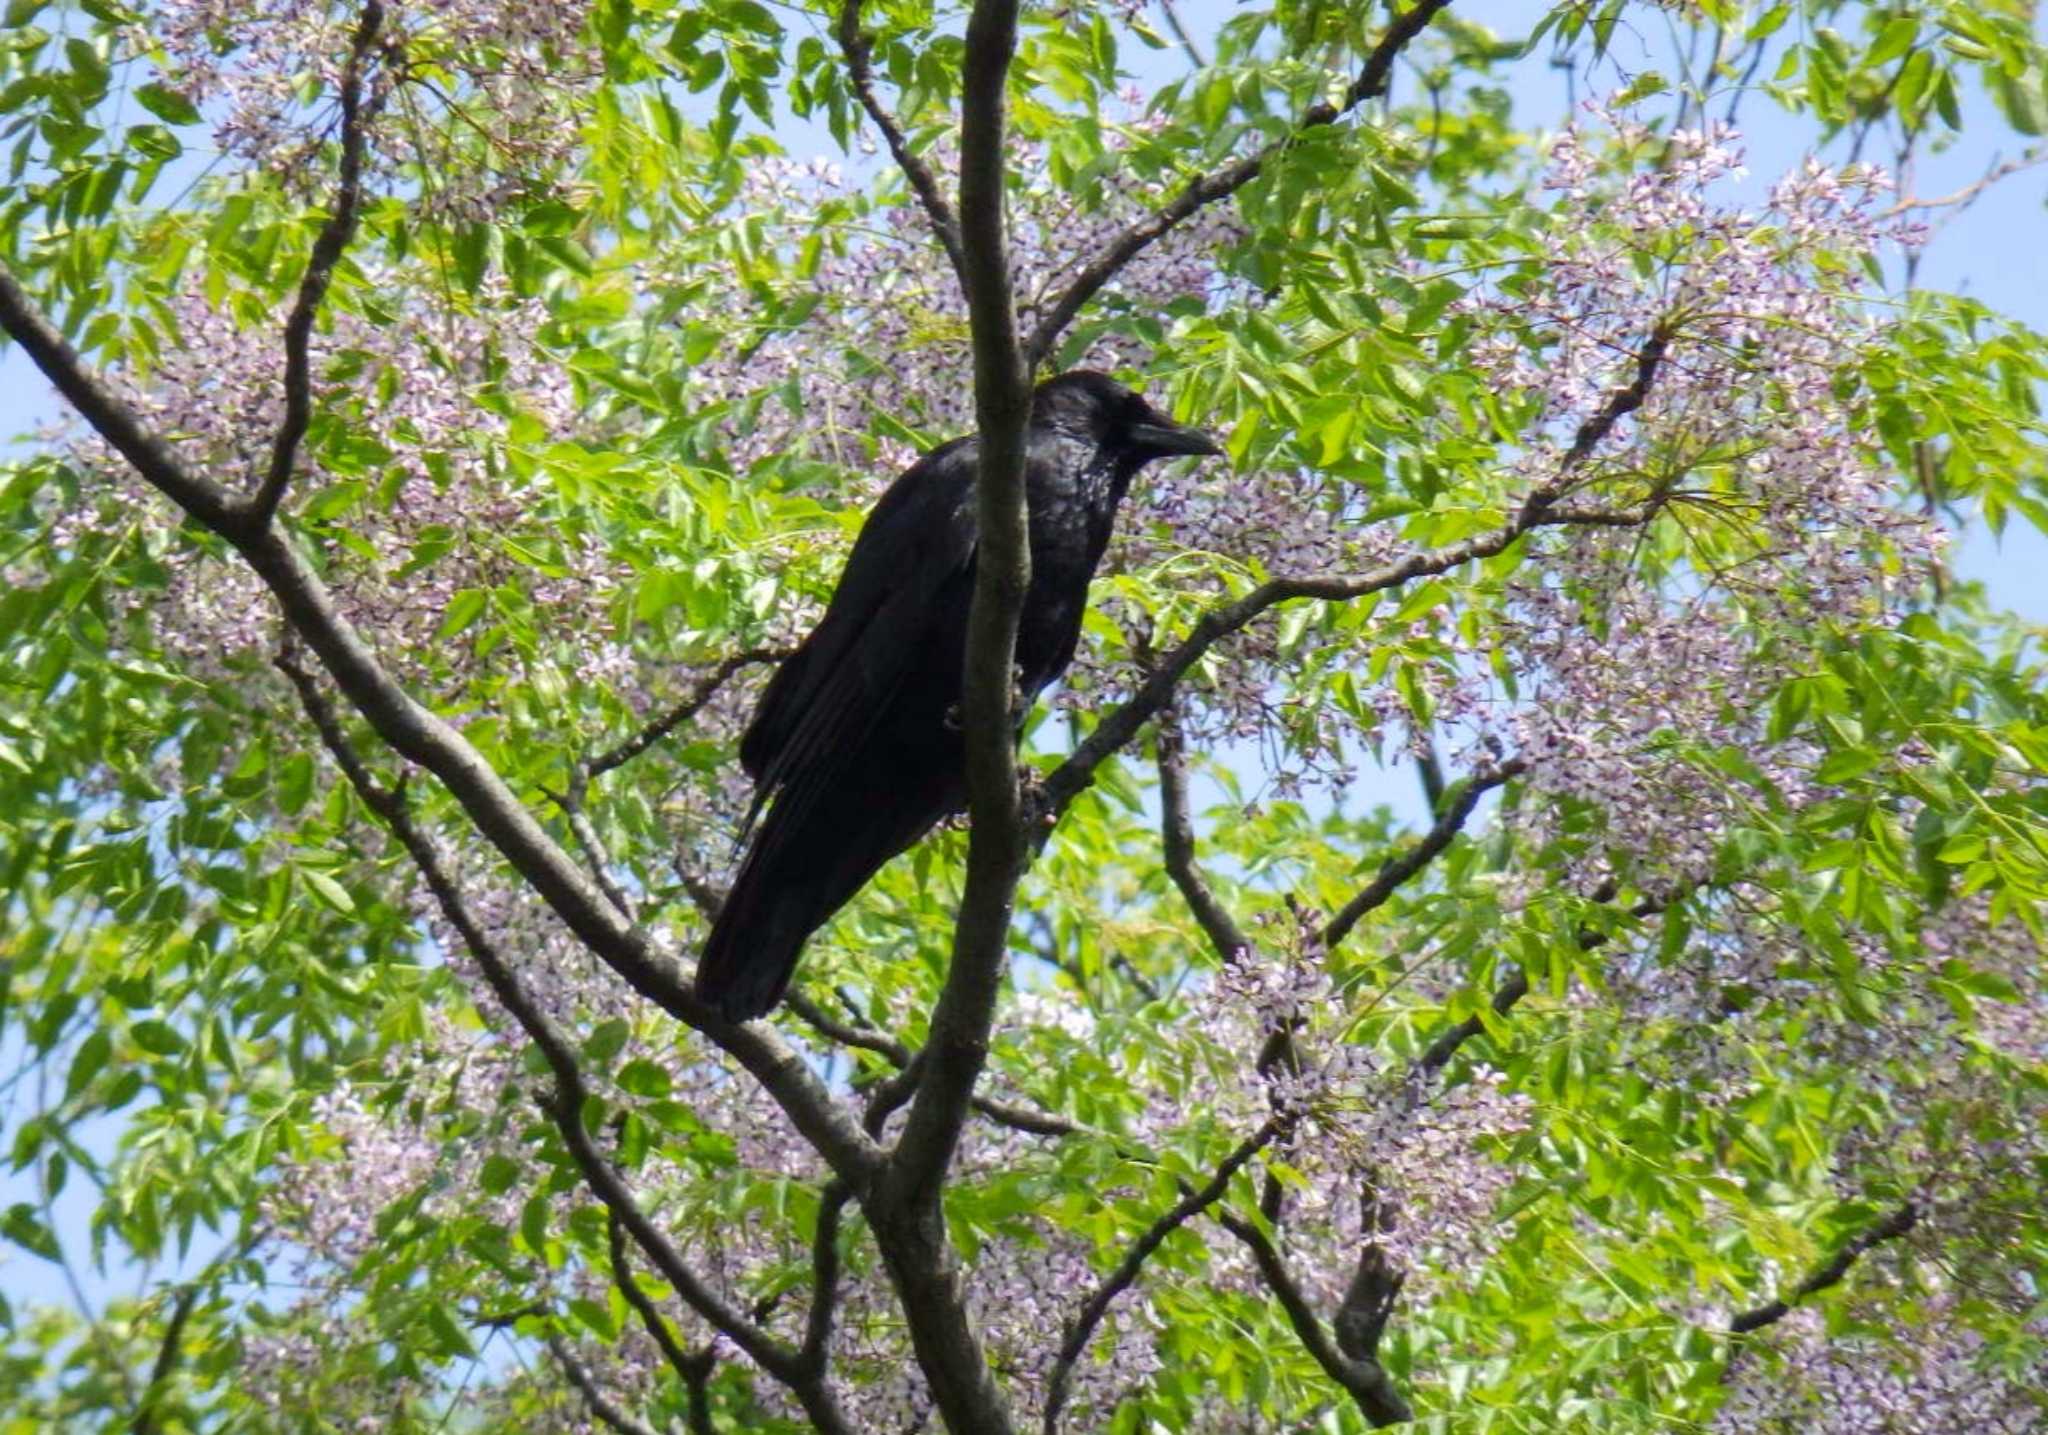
[1038,323,1673,830]
[1214,1208,1412,1426]
[1321,758,1527,953]
[276,646,853,1434]
[0,260,883,1187]
[1042,1115,1290,1433]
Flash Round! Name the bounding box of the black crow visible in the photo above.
[695,371,1221,1021]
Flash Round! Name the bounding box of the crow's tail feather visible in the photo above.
[694,849,820,1023]
[694,748,964,1022]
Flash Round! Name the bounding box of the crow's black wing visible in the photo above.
[738,437,981,822]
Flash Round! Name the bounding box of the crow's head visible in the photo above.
[1034,370,1223,464]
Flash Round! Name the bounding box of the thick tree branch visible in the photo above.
[1215,1209,1412,1427]
[547,1334,664,1435]
[1038,324,1672,830]
[837,0,966,280]
[890,0,1033,1205]
[860,6,1031,1430]
[1327,1179,1409,1359]
[1156,706,1254,963]
[252,0,384,528]
[1729,1202,1919,1335]
[1321,759,1527,953]
[277,649,852,1433]
[0,268,241,531]
[1042,1115,1288,1434]
[0,263,883,1187]
[1023,0,1455,367]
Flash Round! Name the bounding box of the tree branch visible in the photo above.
[1156,705,1254,963]
[1321,1177,1405,1377]
[251,0,385,528]
[276,647,852,1433]
[547,1333,665,1435]
[888,0,1034,1204]
[1321,759,1526,953]
[586,649,784,781]
[857,7,1032,1427]
[1417,884,1681,1079]
[1042,1115,1288,1434]
[0,262,883,1188]
[130,1285,199,1435]
[1214,1209,1412,1427]
[0,267,242,532]
[837,0,966,281]
[1729,1202,1919,1335]
[1022,0,1455,367]
[607,1211,720,1429]
[787,992,1079,1138]
[803,1179,855,1372]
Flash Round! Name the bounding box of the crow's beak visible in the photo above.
[1130,416,1224,459]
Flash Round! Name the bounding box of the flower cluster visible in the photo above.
[1715,1303,2046,1434]
[144,0,600,213]
[1414,113,1943,886]
[55,277,635,703]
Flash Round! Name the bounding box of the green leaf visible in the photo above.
[132,81,200,125]
[437,588,489,639]
[66,1030,111,1100]
[301,869,356,915]
[128,1019,185,1056]
[582,1019,630,1069]
[480,1155,523,1196]
[0,1204,59,1262]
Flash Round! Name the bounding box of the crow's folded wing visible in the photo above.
[738,437,981,823]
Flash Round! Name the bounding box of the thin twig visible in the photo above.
[252,0,386,528]
[1417,885,1681,1078]
[1321,759,1527,953]
[607,1211,720,1426]
[1042,1116,1288,1433]
[1883,148,2045,217]
[785,990,1078,1137]
[557,798,638,921]
[587,649,784,780]
[1154,0,1208,69]
[547,1333,665,1435]
[1156,705,1254,962]
[130,1286,199,1435]
[1729,1202,1918,1335]
[1023,0,1455,366]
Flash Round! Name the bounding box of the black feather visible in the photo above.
[695,372,1220,1021]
